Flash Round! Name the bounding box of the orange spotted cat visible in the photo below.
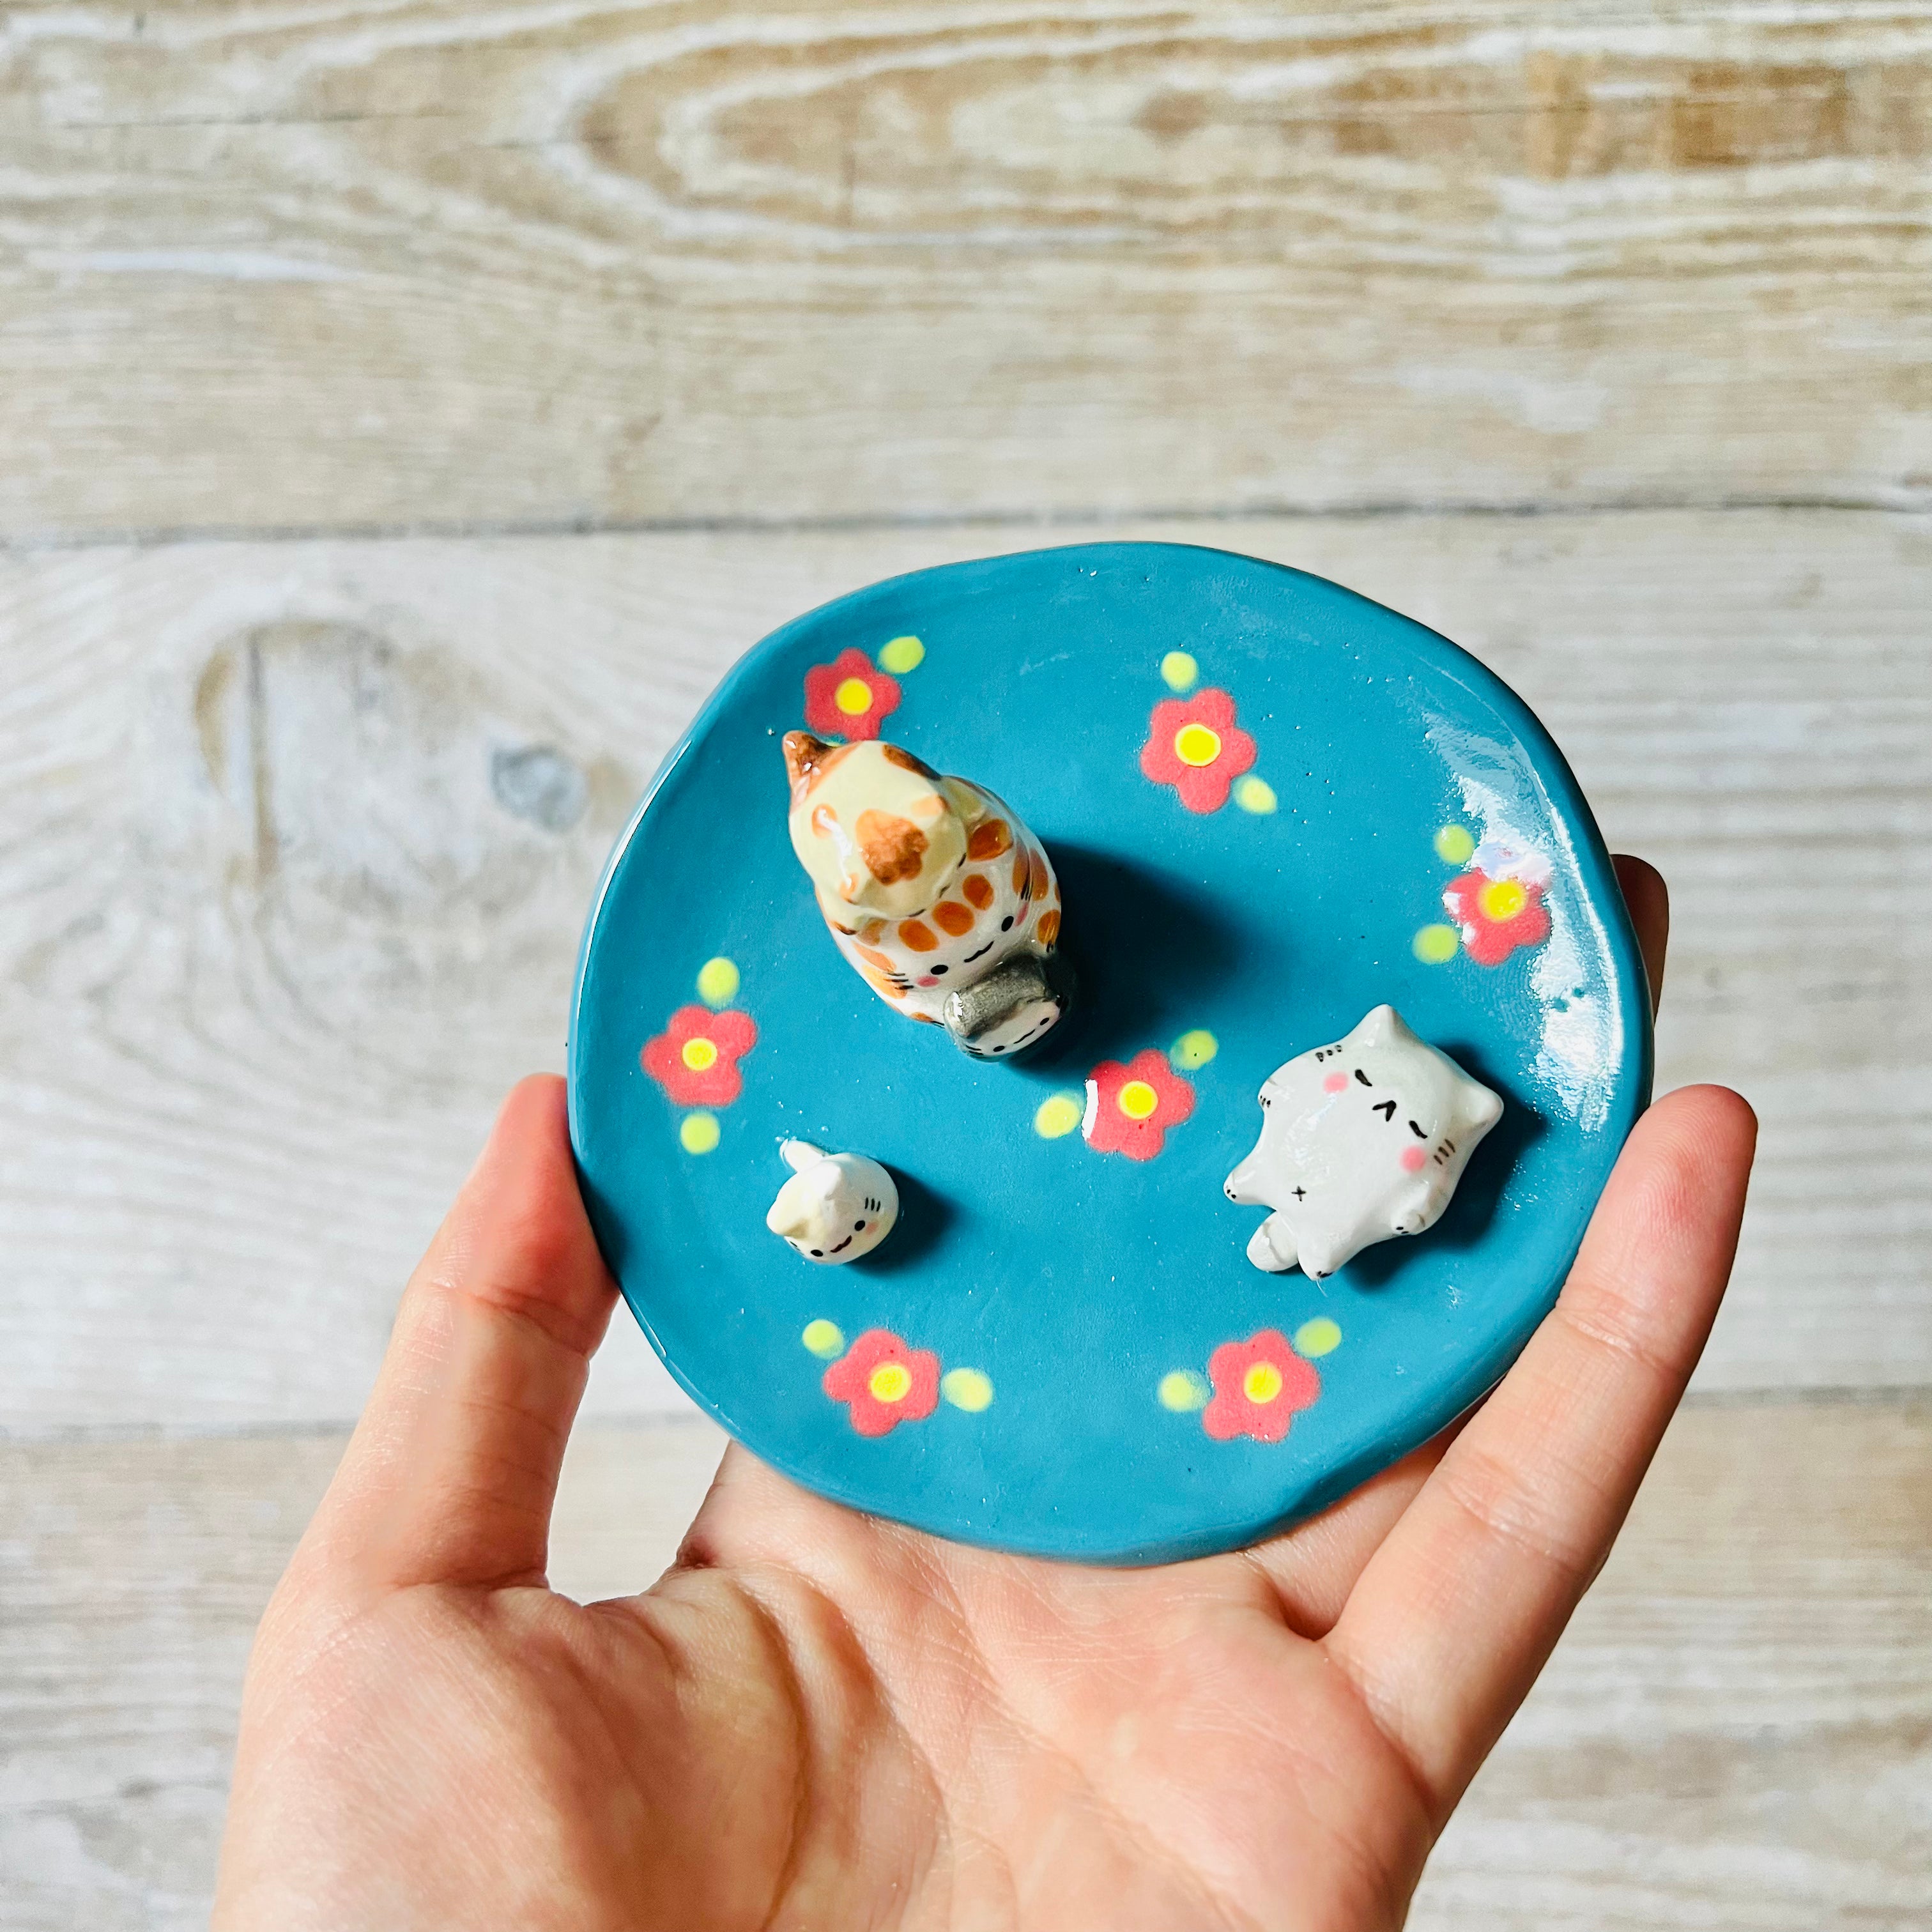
[783,732,1070,1059]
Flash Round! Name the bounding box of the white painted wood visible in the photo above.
[0,1418,729,1932]
[1414,1399,1932,1929]
[3,1,1929,538]
[6,3,1925,1921]
[1,510,1924,1430]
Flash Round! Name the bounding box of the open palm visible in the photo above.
[215,860,1755,1931]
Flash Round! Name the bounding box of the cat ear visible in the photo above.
[809,1161,845,1200]
[780,1138,827,1174]
[1355,1003,1401,1046]
[766,1176,816,1238]
[1457,1080,1505,1131]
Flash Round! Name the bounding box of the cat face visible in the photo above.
[767,1149,900,1264]
[961,989,1062,1058]
[1225,1006,1503,1280]
[785,735,971,918]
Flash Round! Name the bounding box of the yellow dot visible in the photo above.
[1436,824,1475,865]
[680,1036,718,1071]
[1171,1029,1218,1071]
[1234,776,1276,815]
[1034,1092,1084,1138]
[942,1367,993,1412]
[1294,1317,1342,1359]
[1117,1080,1160,1121]
[695,956,740,1006]
[868,1361,912,1404]
[1478,877,1528,921]
[878,635,925,674]
[1243,1360,1284,1404]
[834,677,873,716]
[678,1112,720,1154]
[1413,924,1459,965]
[1158,1370,1209,1412]
[802,1319,845,1359]
[1174,722,1222,767]
[1160,651,1199,692]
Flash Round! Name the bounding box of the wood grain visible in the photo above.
[3,1402,1926,1929]
[0,1417,729,1932]
[4,0,1930,539]
[8,1,1925,1921]
[3,507,1926,1429]
[1414,1397,1932,1930]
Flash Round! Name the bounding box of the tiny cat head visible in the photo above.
[784,735,978,919]
[766,1140,900,1264]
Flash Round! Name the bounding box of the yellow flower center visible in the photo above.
[1478,878,1528,922]
[868,1361,912,1404]
[680,1037,719,1071]
[834,677,874,716]
[1174,721,1222,767]
[1243,1361,1284,1404]
[1117,1080,1160,1121]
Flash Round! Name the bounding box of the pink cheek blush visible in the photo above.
[1323,1072,1349,1093]
[1400,1145,1428,1172]
[917,975,940,987]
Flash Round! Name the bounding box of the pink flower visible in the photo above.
[1084,1048,1195,1162]
[1444,868,1551,967]
[640,1005,758,1107]
[1140,688,1257,814]
[823,1329,940,1437]
[804,648,902,741]
[1202,1330,1321,1443]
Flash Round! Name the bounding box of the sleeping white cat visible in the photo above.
[1225,1006,1503,1280]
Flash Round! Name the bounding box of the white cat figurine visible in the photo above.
[1225,1006,1503,1280]
[765,1139,899,1264]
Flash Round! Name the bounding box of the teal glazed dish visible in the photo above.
[567,542,1652,1564]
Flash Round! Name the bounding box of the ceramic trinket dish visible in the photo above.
[569,542,1653,1564]
[783,731,1070,1059]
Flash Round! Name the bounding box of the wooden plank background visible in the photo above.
[6,0,1931,537]
[2,0,1928,1923]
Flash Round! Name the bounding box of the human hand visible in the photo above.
[214,857,1754,1932]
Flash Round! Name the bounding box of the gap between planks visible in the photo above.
[3,489,1923,558]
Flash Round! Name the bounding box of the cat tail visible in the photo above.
[1246,1215,1299,1275]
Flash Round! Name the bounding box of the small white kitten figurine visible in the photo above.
[765,1139,899,1264]
[1225,1006,1503,1280]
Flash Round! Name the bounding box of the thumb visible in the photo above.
[302,1075,618,1593]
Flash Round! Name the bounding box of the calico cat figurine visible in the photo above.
[782,732,1071,1059]
[1225,1005,1503,1280]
